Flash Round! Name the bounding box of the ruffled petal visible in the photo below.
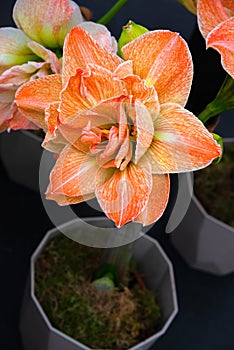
[146,103,222,173]
[122,74,159,118]
[15,74,62,130]
[0,28,36,72]
[121,30,193,107]
[197,0,232,39]
[13,0,83,48]
[59,64,124,122]
[59,96,126,149]
[62,26,121,83]
[134,174,170,226]
[206,17,234,79]
[96,161,152,227]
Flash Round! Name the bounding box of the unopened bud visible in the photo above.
[118,20,149,58]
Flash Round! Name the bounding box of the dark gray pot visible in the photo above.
[0,130,46,191]
[20,217,178,350]
[169,138,234,275]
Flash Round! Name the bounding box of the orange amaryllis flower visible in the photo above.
[16,26,222,228]
[197,0,234,78]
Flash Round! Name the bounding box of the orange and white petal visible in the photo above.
[134,99,154,164]
[13,0,83,48]
[58,96,127,150]
[0,28,36,71]
[134,174,170,226]
[197,0,231,39]
[45,102,60,135]
[46,183,95,205]
[15,74,62,130]
[59,64,124,122]
[96,161,152,227]
[146,103,222,173]
[122,30,193,107]
[113,61,134,79]
[49,145,109,197]
[42,129,67,154]
[122,74,159,117]
[62,26,121,83]
[79,22,117,54]
[206,17,234,79]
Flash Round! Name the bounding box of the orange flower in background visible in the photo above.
[197,0,234,78]
[16,26,222,228]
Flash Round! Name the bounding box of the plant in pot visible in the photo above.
[168,0,234,275]
[0,0,226,349]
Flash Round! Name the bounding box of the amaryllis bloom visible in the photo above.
[16,26,222,228]
[197,0,234,78]
[0,0,92,131]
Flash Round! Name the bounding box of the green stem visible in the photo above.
[97,0,129,25]
[198,75,234,124]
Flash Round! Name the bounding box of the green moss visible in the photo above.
[35,235,161,350]
[194,142,234,227]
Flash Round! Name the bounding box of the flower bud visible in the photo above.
[118,20,149,58]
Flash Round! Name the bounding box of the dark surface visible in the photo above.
[1,1,234,349]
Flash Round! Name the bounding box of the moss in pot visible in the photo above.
[35,234,161,350]
[194,141,234,228]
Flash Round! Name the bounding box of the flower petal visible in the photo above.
[79,22,117,54]
[134,99,154,164]
[7,105,39,131]
[146,103,222,173]
[96,161,152,227]
[122,74,160,117]
[59,64,125,122]
[59,97,126,149]
[49,145,112,197]
[206,17,234,79]
[13,0,83,48]
[0,28,36,72]
[62,26,121,83]
[134,174,170,226]
[197,0,232,39]
[28,41,62,73]
[121,30,193,106]
[15,74,62,130]
[46,183,95,205]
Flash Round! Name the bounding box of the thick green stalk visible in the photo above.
[97,0,129,25]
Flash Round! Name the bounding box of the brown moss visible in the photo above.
[35,235,161,350]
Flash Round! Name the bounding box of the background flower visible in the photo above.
[197,0,234,78]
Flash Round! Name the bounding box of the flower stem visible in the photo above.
[97,0,129,25]
[198,75,234,124]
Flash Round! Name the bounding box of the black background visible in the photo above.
[0,1,234,350]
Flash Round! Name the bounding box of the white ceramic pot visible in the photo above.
[169,138,234,275]
[20,217,178,350]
